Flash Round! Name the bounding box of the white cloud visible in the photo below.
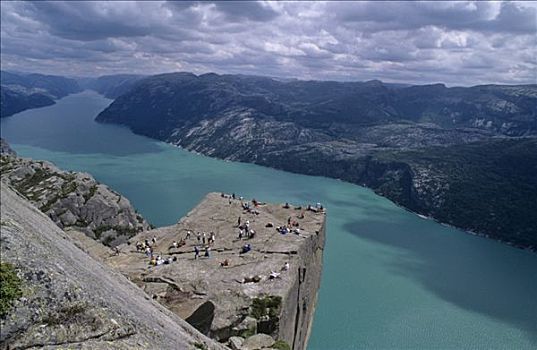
[0,0,535,85]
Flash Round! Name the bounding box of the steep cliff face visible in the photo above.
[0,185,225,350]
[1,142,151,247]
[106,193,326,350]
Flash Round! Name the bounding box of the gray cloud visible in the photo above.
[1,1,535,86]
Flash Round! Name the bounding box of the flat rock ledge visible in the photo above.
[107,193,326,350]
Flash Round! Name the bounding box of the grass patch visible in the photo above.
[0,262,23,317]
[83,185,97,202]
[14,168,53,193]
[192,342,207,350]
[250,295,282,319]
[60,181,77,198]
[273,340,291,350]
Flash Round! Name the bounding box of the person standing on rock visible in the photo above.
[194,246,200,259]
[237,216,241,227]
[204,246,211,258]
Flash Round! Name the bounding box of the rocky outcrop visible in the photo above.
[0,184,226,350]
[106,193,326,350]
[1,143,150,247]
[0,138,16,156]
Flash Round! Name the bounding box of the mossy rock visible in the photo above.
[273,340,291,350]
[250,295,282,319]
[0,262,23,317]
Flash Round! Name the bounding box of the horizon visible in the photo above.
[1,1,535,86]
[3,68,536,89]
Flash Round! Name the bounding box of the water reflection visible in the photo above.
[345,218,537,343]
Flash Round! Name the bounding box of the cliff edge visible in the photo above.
[107,193,326,350]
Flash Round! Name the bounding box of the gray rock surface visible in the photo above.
[107,193,326,350]
[0,138,15,155]
[228,336,244,350]
[0,184,226,350]
[242,334,275,350]
[1,146,150,246]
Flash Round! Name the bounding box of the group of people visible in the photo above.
[237,218,256,240]
[150,254,178,266]
[135,237,159,257]
[195,231,216,245]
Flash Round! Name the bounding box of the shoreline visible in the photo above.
[165,138,536,254]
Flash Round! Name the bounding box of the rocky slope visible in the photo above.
[1,71,82,117]
[106,193,326,350]
[95,72,537,250]
[0,184,225,350]
[1,140,150,247]
[0,86,55,117]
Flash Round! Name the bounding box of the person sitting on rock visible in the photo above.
[284,202,290,209]
[269,271,281,279]
[238,229,244,240]
[114,247,120,256]
[282,262,290,271]
[241,243,251,254]
[171,240,178,249]
[220,259,230,267]
[249,229,256,239]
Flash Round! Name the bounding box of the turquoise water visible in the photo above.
[2,91,536,349]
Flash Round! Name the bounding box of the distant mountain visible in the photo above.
[96,72,537,250]
[78,74,145,99]
[0,85,55,117]
[0,71,81,117]
[1,70,81,99]
[97,72,536,138]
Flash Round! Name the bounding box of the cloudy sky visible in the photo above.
[1,1,535,85]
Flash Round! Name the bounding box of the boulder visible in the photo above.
[233,316,257,337]
[228,336,244,350]
[242,334,275,350]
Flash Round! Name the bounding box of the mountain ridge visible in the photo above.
[95,72,537,250]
